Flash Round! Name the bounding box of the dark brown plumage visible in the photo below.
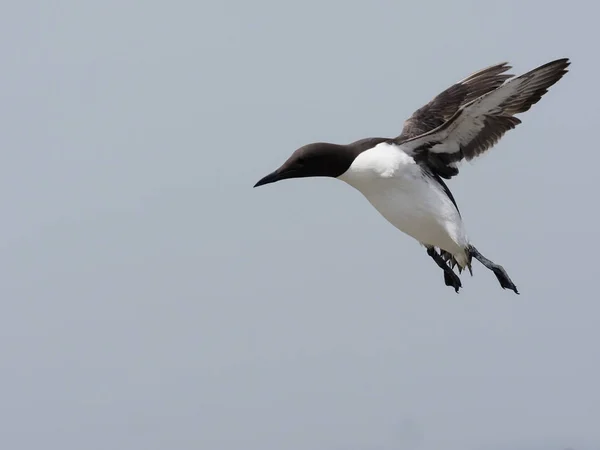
[399,58,570,179]
[396,62,514,142]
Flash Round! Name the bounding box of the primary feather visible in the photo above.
[397,58,570,179]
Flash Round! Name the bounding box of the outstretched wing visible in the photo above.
[396,62,514,143]
[398,58,570,179]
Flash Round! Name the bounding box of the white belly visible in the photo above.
[361,178,466,252]
[338,142,469,264]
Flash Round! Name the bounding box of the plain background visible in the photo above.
[1,1,598,449]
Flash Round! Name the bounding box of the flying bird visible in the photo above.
[254,58,570,294]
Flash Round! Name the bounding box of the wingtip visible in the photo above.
[554,57,571,70]
[540,57,571,72]
[541,57,572,83]
[560,58,571,73]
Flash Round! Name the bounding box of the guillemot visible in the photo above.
[254,58,570,294]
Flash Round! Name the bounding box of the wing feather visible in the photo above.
[398,58,570,179]
[396,62,514,142]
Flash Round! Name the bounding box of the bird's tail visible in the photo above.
[440,248,473,275]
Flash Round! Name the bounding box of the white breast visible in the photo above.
[338,142,470,264]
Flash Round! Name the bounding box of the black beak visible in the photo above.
[254,170,281,188]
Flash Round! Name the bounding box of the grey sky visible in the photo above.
[0,1,598,449]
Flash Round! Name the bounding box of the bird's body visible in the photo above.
[254,58,571,293]
[338,141,470,267]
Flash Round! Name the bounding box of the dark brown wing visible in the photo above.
[396,62,514,143]
[399,58,570,179]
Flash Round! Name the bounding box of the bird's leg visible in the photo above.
[468,245,519,294]
[426,247,462,293]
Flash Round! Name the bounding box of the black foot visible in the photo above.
[469,245,519,294]
[427,247,462,293]
[490,265,519,294]
[443,269,462,293]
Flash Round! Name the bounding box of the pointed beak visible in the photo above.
[253,170,281,188]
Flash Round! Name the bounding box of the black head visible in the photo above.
[254,139,389,188]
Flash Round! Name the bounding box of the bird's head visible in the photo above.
[253,142,354,188]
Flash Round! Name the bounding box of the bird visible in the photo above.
[254,58,570,294]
